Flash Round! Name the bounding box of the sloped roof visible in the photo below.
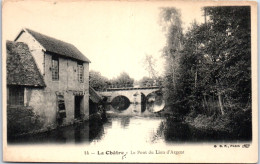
[89,86,102,103]
[7,41,46,87]
[17,28,91,63]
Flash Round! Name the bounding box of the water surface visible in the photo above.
[9,103,246,145]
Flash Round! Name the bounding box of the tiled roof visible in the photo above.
[89,86,102,103]
[6,41,46,87]
[22,28,90,63]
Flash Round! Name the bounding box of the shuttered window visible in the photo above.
[52,57,59,81]
[8,86,24,106]
[57,94,66,118]
[78,62,84,83]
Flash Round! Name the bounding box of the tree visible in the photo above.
[143,54,158,79]
[89,70,108,91]
[158,6,251,139]
[178,6,251,115]
[111,72,134,88]
[205,6,251,110]
[139,76,163,87]
[159,7,184,110]
[160,6,251,118]
[139,76,154,87]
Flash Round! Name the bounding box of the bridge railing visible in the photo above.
[104,86,163,91]
[95,84,164,92]
[107,84,162,89]
[107,84,133,88]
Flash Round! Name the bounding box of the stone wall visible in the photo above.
[24,88,56,128]
[15,30,45,74]
[43,52,89,91]
[100,88,160,103]
[43,52,89,121]
[15,31,90,130]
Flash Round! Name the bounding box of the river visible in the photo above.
[9,102,240,145]
[10,82,251,146]
[8,104,166,145]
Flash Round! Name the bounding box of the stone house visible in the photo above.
[7,28,91,130]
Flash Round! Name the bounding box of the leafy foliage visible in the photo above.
[89,70,109,91]
[7,106,43,138]
[138,76,163,87]
[143,54,158,78]
[161,6,251,113]
[160,7,251,139]
[159,7,184,110]
[90,71,135,90]
[110,72,134,88]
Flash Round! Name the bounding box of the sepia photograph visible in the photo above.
[2,0,258,163]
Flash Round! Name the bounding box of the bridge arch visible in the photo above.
[99,87,165,114]
[99,87,163,104]
[111,95,130,111]
[146,90,165,113]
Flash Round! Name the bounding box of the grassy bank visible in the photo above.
[183,109,252,140]
[159,103,252,141]
[184,113,232,133]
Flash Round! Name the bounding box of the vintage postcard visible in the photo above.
[2,0,258,163]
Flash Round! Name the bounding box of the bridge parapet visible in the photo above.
[99,87,162,104]
[105,86,162,92]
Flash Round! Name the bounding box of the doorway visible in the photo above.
[75,96,83,119]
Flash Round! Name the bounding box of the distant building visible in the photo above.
[7,28,91,130]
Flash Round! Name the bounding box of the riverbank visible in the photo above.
[184,113,232,133]
[159,105,252,141]
[183,109,252,140]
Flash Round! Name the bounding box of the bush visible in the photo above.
[185,107,252,140]
[7,106,43,138]
[226,108,252,140]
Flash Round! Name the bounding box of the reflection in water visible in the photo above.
[74,125,83,143]
[111,96,130,111]
[153,118,244,142]
[146,91,165,113]
[164,120,196,142]
[141,92,146,112]
[109,90,165,115]
[90,117,164,146]
[132,103,142,115]
[8,114,244,144]
[106,92,165,116]
[150,120,165,143]
[8,118,104,144]
[7,91,243,145]
[106,103,164,117]
[120,117,131,128]
[89,119,104,141]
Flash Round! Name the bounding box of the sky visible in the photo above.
[3,1,204,81]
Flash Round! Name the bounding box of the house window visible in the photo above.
[52,56,59,80]
[77,62,84,83]
[8,86,24,106]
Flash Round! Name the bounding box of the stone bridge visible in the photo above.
[99,86,162,104]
